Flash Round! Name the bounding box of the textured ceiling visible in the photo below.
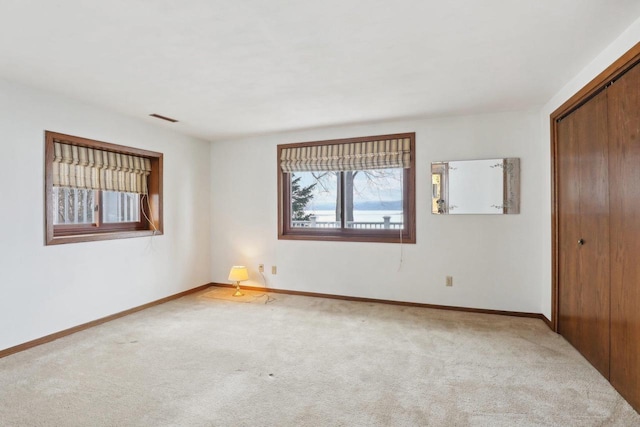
[1,1,639,141]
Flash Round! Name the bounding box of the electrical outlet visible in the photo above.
[446,276,453,287]
[258,264,264,273]
[271,265,277,275]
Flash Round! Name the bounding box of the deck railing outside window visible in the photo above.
[291,216,403,229]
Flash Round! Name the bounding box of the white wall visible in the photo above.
[0,79,211,351]
[538,16,640,319]
[211,111,545,313]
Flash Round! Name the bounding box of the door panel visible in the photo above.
[557,108,582,350]
[557,90,610,378]
[608,63,640,410]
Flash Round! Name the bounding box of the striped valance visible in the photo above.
[52,141,152,194]
[280,137,411,173]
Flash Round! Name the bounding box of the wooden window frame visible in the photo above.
[44,131,163,245]
[277,133,416,244]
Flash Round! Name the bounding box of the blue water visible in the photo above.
[305,210,402,223]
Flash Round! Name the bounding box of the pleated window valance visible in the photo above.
[52,141,152,194]
[280,136,412,173]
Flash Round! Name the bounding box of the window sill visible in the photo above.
[46,229,163,246]
[278,230,415,244]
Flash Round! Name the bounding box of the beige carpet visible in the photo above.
[0,287,638,426]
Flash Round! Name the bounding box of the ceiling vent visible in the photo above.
[149,113,178,123]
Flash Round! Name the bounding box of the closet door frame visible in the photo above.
[550,42,640,332]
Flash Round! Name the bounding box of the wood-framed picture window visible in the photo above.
[277,132,416,244]
[44,131,163,245]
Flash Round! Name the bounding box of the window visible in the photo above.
[45,131,163,245]
[278,133,416,243]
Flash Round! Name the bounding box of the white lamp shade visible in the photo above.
[228,266,249,282]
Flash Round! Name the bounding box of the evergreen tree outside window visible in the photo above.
[291,174,316,221]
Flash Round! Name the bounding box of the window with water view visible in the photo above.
[278,133,416,243]
[290,169,404,230]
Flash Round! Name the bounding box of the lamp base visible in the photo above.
[233,282,244,297]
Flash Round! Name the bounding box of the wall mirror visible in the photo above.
[431,158,520,215]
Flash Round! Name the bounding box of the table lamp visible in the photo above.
[228,266,249,297]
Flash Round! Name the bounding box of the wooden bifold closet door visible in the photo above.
[608,62,640,410]
[556,59,640,412]
[557,90,610,379]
